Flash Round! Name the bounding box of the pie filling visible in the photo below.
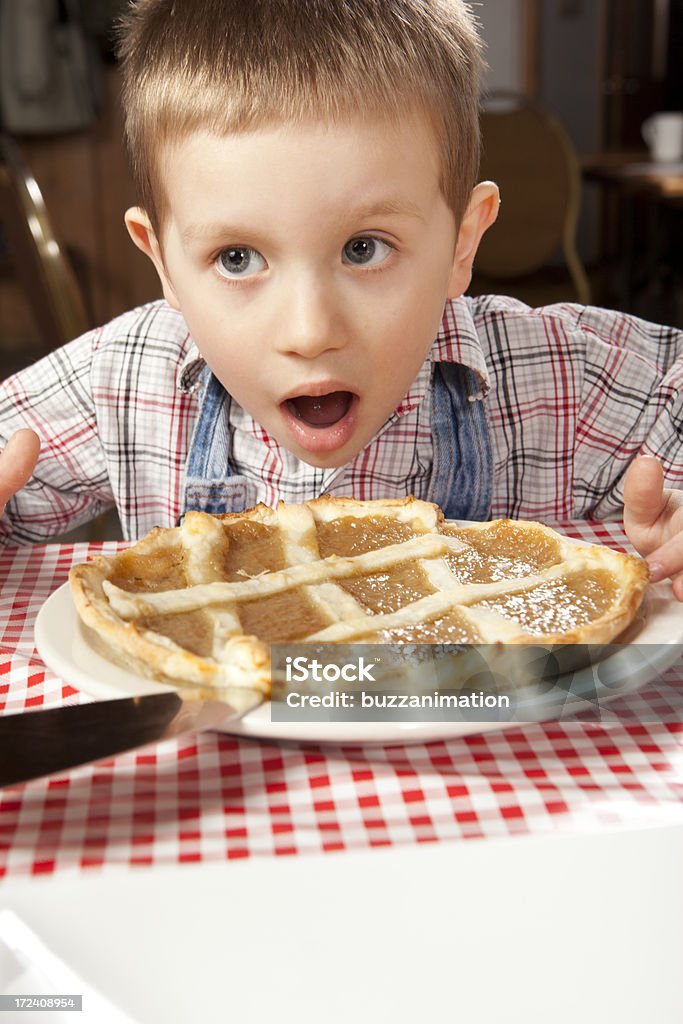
[470,569,618,634]
[316,515,418,557]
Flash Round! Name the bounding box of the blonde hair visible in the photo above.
[118,0,484,233]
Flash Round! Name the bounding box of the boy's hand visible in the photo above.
[623,455,683,601]
[0,429,41,519]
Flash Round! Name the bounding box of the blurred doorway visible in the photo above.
[602,0,672,150]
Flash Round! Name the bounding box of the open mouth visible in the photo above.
[285,391,354,428]
[280,389,359,455]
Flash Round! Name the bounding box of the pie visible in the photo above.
[69,496,650,702]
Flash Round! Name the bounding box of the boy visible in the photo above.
[0,0,681,600]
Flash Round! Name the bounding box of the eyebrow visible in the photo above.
[181,222,265,245]
[180,196,425,245]
[348,197,426,221]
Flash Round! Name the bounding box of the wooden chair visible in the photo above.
[0,133,89,354]
[470,93,591,307]
[0,135,121,540]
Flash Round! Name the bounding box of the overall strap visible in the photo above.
[183,368,251,514]
[184,362,492,520]
[427,362,492,521]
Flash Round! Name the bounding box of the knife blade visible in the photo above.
[0,690,260,788]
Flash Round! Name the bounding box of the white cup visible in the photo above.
[642,112,683,163]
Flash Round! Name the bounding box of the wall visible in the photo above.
[537,1,605,264]
[477,0,526,94]
[538,0,603,154]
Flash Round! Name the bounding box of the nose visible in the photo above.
[275,271,347,359]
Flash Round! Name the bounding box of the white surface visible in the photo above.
[35,577,683,746]
[1,827,682,1024]
[0,911,133,1023]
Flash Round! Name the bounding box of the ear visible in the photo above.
[124,207,181,310]
[447,182,500,298]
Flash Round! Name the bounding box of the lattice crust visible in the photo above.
[69,497,650,698]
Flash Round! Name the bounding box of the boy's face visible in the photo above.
[127,114,497,468]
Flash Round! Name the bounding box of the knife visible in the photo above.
[0,690,261,788]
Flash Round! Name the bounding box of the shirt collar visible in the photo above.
[433,296,490,395]
[177,338,205,394]
[395,297,491,413]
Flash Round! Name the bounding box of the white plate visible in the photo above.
[35,574,683,746]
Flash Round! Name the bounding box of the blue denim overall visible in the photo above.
[183,362,492,520]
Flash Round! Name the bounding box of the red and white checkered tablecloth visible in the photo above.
[1,522,682,879]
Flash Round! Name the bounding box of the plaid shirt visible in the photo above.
[1,295,681,545]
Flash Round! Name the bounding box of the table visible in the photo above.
[583,151,683,200]
[1,525,682,1023]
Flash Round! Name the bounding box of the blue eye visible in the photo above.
[216,246,266,278]
[343,237,393,267]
